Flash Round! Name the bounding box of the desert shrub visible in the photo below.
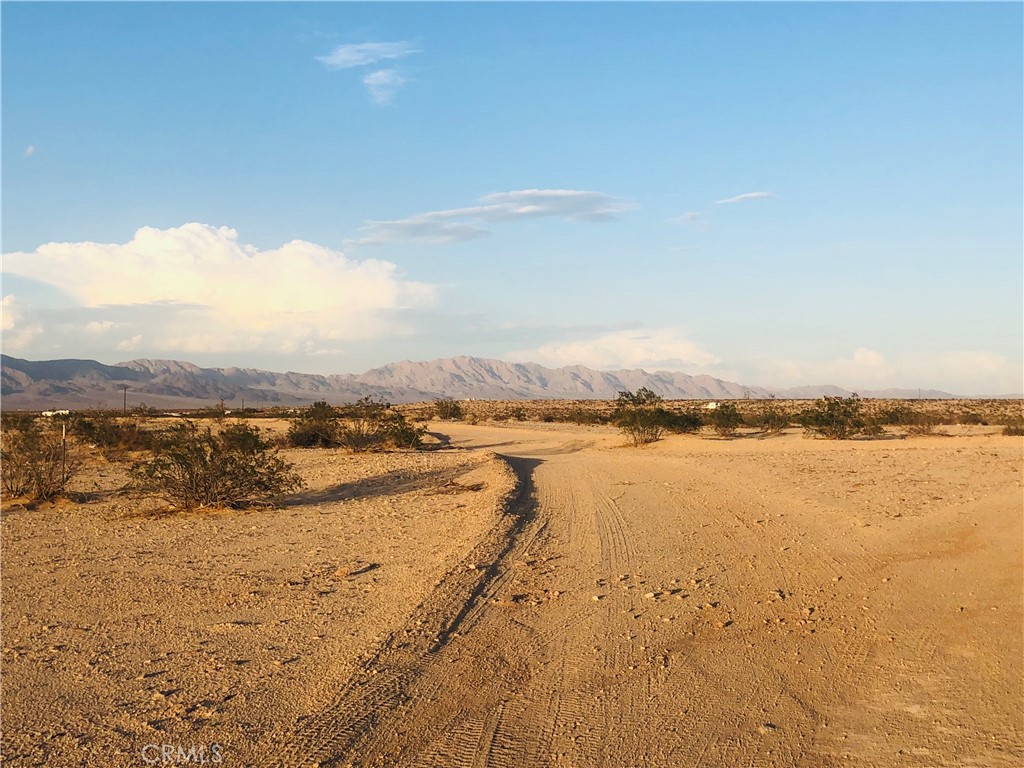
[957,412,987,426]
[1,412,37,432]
[752,404,789,434]
[799,396,865,440]
[433,397,463,420]
[568,407,608,425]
[706,402,743,437]
[130,421,302,509]
[287,400,340,448]
[1003,421,1024,436]
[1,420,81,501]
[337,396,424,452]
[70,413,156,458]
[904,413,939,436]
[615,388,667,446]
[660,410,703,434]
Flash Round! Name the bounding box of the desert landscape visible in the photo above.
[3,3,1022,766]
[2,409,1021,767]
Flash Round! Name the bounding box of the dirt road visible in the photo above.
[265,424,1022,768]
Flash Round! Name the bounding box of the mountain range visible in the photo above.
[0,354,955,410]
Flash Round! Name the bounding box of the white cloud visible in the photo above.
[116,334,143,352]
[362,69,407,105]
[2,295,18,332]
[84,320,116,334]
[2,223,438,357]
[1,295,43,352]
[508,328,720,371]
[715,191,773,204]
[24,145,35,158]
[316,41,419,70]
[348,189,635,246]
[670,211,707,226]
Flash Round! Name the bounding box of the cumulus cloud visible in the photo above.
[507,328,720,371]
[316,41,419,70]
[2,224,437,357]
[1,295,43,352]
[24,145,35,158]
[715,191,773,204]
[349,189,635,246]
[363,69,407,105]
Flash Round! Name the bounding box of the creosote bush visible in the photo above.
[615,388,666,446]
[288,397,425,452]
[287,400,340,448]
[130,421,303,510]
[1,419,81,502]
[706,402,743,437]
[799,395,865,440]
[70,413,156,459]
[433,397,464,421]
[752,403,790,434]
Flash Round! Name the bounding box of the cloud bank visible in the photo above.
[349,189,635,246]
[508,328,720,371]
[2,224,436,356]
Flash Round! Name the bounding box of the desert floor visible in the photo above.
[2,422,1022,767]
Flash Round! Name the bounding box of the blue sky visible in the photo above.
[2,2,1021,394]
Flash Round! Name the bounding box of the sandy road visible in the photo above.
[266,424,1022,768]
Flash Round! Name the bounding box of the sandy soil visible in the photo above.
[2,423,1021,767]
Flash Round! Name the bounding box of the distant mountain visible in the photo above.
[0,353,957,410]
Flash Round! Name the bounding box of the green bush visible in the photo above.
[706,402,743,437]
[799,396,865,440]
[287,400,340,448]
[130,421,303,509]
[433,397,463,420]
[1,420,81,501]
[751,404,790,434]
[615,388,666,446]
[660,410,703,434]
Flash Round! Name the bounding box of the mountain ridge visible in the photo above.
[0,353,960,409]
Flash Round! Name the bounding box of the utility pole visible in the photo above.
[123,384,128,413]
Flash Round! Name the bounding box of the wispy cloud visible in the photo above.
[348,189,636,246]
[715,191,773,204]
[24,145,35,157]
[316,41,419,70]
[363,69,407,105]
[669,211,709,228]
[317,41,420,104]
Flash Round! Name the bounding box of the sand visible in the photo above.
[2,422,1021,767]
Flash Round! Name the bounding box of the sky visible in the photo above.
[2,2,1022,395]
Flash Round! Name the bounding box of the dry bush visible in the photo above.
[287,400,340,448]
[130,421,303,510]
[433,397,463,420]
[1,420,81,502]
